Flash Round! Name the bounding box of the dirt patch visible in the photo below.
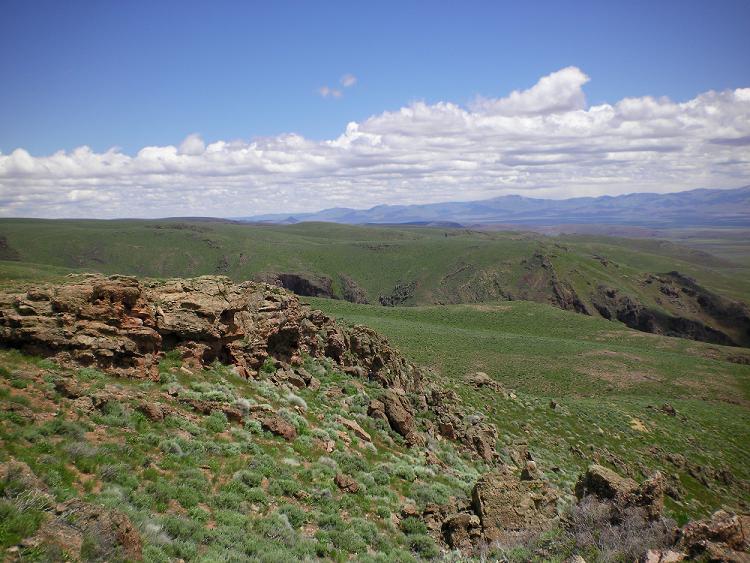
[678,373,750,407]
[576,364,664,389]
[580,350,645,363]
[466,304,513,313]
[629,418,649,432]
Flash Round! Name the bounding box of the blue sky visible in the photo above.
[1,0,749,217]
[2,0,749,155]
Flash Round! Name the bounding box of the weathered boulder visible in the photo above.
[260,414,297,441]
[367,399,389,424]
[136,401,166,421]
[471,467,559,542]
[442,512,482,550]
[675,510,750,562]
[337,416,372,442]
[575,463,639,502]
[380,390,421,445]
[575,464,665,521]
[23,499,142,561]
[334,473,359,494]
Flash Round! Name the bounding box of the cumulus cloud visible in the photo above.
[1,67,749,218]
[178,133,206,155]
[340,73,357,88]
[471,66,589,115]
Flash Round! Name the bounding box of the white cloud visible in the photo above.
[318,86,342,99]
[340,74,357,88]
[178,133,206,155]
[470,66,589,115]
[1,67,749,218]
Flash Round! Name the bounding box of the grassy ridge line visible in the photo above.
[1,219,748,304]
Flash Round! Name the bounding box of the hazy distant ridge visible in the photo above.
[244,185,750,227]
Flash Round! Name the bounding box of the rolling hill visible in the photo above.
[1,218,749,347]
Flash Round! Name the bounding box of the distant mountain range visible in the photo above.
[242,185,750,227]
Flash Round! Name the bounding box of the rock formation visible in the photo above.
[0,274,497,459]
[575,463,665,521]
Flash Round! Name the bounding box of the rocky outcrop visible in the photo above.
[0,275,416,384]
[255,272,335,298]
[23,499,143,561]
[427,389,499,461]
[472,467,560,542]
[675,510,750,562]
[520,252,590,315]
[0,275,499,456]
[379,280,417,306]
[442,512,482,551]
[339,274,369,304]
[427,465,560,552]
[592,281,745,347]
[575,463,665,521]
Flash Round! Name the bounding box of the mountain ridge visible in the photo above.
[242,185,750,227]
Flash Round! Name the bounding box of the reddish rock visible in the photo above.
[25,498,142,561]
[381,390,418,442]
[337,416,372,442]
[334,473,359,493]
[443,512,482,550]
[676,510,750,562]
[260,414,297,441]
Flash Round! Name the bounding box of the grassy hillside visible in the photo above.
[306,297,750,520]
[0,270,748,560]
[1,219,748,346]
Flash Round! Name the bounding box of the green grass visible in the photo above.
[0,349,468,561]
[305,297,750,517]
[1,217,747,304]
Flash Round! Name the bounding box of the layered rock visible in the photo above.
[471,467,560,542]
[675,510,750,562]
[0,275,418,384]
[0,275,495,457]
[575,463,665,521]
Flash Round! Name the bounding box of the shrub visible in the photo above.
[400,517,428,536]
[249,454,278,477]
[372,468,390,485]
[245,419,263,435]
[159,439,184,457]
[408,534,440,558]
[411,482,451,507]
[234,398,252,417]
[391,463,416,482]
[329,528,368,554]
[268,478,300,498]
[278,504,306,528]
[0,500,45,548]
[568,496,675,561]
[234,470,263,487]
[285,392,307,411]
[252,513,296,546]
[205,410,229,433]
